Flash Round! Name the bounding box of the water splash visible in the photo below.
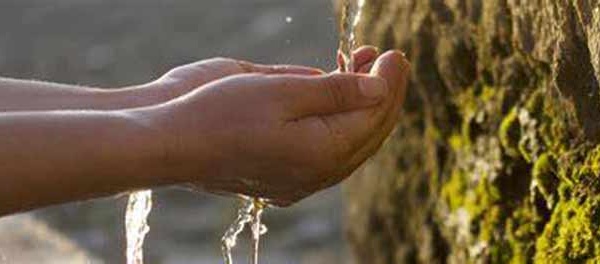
[125,190,153,264]
[222,197,268,264]
[339,0,366,72]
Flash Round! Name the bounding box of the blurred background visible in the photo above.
[0,0,349,263]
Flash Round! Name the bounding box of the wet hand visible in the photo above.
[138,49,409,206]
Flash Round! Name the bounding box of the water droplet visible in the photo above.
[285,16,293,23]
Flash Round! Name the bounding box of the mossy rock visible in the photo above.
[342,0,600,263]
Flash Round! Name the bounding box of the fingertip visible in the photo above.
[353,45,380,69]
[353,45,379,58]
[369,50,410,110]
[370,50,409,79]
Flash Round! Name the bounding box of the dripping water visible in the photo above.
[125,190,152,264]
[221,197,268,264]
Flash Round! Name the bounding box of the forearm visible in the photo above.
[0,109,173,215]
[0,77,184,111]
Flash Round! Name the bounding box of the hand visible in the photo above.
[127,46,380,106]
[136,49,409,206]
[132,58,324,103]
[336,45,381,73]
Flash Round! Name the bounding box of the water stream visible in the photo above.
[221,197,268,264]
[339,0,366,73]
[125,190,153,264]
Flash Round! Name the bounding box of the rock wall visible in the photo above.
[341,0,600,263]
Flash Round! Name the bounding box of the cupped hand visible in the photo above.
[153,57,324,91]
[151,45,380,94]
[130,46,380,105]
[119,58,324,108]
[139,49,409,206]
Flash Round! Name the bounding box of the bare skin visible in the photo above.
[0,47,409,215]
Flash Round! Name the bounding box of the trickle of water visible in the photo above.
[222,197,268,264]
[125,190,153,264]
[339,0,366,72]
[250,200,267,264]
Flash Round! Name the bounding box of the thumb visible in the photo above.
[281,73,388,118]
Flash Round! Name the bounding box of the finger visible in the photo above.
[336,46,379,73]
[328,51,409,155]
[312,51,409,191]
[346,51,411,171]
[373,51,410,130]
[165,58,325,88]
[352,46,379,70]
[237,61,326,75]
[337,50,346,71]
[278,51,408,198]
[279,73,388,118]
[358,62,375,73]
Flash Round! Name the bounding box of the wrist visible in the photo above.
[124,103,213,187]
[106,107,175,189]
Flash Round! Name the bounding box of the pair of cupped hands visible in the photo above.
[135,46,409,206]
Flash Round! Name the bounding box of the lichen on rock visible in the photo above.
[340,0,600,263]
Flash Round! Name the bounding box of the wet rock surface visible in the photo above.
[341,0,600,263]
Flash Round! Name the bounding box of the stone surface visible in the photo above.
[341,0,600,263]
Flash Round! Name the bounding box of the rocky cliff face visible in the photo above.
[341,0,600,263]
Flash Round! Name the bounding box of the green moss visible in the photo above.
[441,169,468,211]
[533,145,600,263]
[517,90,547,163]
[535,194,600,263]
[525,89,544,116]
[440,69,600,263]
[506,202,540,264]
[499,107,522,158]
[531,153,559,208]
[455,85,505,145]
[518,138,534,163]
[463,175,502,220]
[345,2,600,263]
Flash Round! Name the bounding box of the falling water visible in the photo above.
[250,199,267,264]
[221,197,268,264]
[125,190,153,264]
[339,0,366,72]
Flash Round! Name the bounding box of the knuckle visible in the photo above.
[323,75,348,110]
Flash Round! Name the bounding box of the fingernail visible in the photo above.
[359,77,387,99]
